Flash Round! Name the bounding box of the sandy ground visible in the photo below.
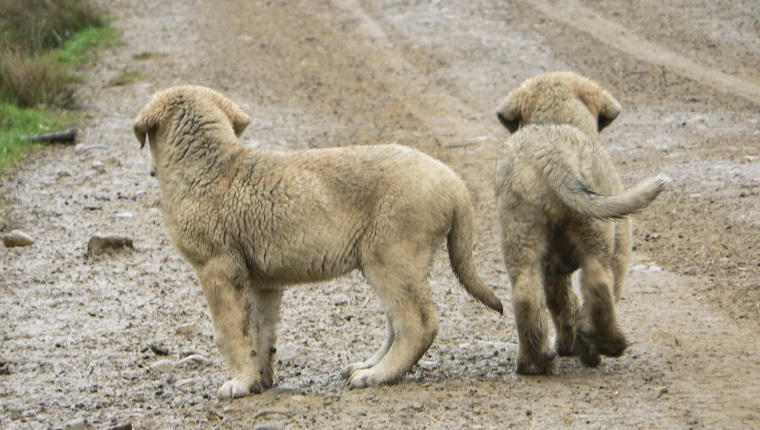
[1,0,759,428]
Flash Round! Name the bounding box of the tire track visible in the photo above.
[527,0,760,104]
[330,0,486,141]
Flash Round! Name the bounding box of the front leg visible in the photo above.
[196,257,261,399]
[246,288,283,393]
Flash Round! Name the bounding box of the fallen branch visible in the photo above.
[25,128,78,144]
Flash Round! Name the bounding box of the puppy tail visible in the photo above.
[557,173,671,219]
[447,202,504,314]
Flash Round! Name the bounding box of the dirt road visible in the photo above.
[2,0,758,428]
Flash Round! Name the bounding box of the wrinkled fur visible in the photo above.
[493,72,669,374]
[133,85,503,399]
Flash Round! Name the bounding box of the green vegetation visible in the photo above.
[0,0,116,174]
[109,70,143,86]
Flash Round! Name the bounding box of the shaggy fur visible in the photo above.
[133,85,503,399]
[493,72,670,374]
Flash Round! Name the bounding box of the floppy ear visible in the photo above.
[209,94,251,137]
[495,91,522,133]
[132,101,164,149]
[596,90,621,131]
[581,87,622,132]
[225,104,251,137]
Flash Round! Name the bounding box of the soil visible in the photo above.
[1,0,758,428]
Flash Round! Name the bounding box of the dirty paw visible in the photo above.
[347,368,400,389]
[217,379,252,399]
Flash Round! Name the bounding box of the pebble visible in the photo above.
[254,423,285,430]
[177,354,209,367]
[149,359,176,372]
[175,323,204,336]
[175,377,202,388]
[92,161,106,173]
[630,264,663,273]
[2,229,34,247]
[114,212,134,219]
[87,234,134,256]
[63,418,95,430]
[149,343,170,356]
[74,143,109,154]
[418,360,438,370]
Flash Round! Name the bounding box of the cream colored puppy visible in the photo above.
[133,85,503,399]
[494,72,669,374]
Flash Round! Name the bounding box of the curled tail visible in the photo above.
[447,202,504,314]
[556,173,671,220]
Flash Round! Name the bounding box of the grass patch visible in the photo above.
[0,0,115,175]
[0,0,106,53]
[0,103,77,170]
[109,70,143,86]
[57,26,120,65]
[133,51,166,60]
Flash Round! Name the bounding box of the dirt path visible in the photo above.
[1,0,758,428]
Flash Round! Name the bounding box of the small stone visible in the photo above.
[149,343,170,356]
[74,143,109,153]
[108,424,132,430]
[177,354,209,367]
[149,359,176,372]
[63,418,95,430]
[253,423,286,430]
[175,377,202,388]
[3,229,34,247]
[92,161,106,173]
[87,234,133,256]
[526,409,533,416]
[176,323,203,336]
[114,212,134,219]
[418,360,438,370]
[104,156,122,167]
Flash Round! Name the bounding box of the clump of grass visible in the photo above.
[0,0,114,174]
[0,0,105,53]
[0,0,112,108]
[133,51,166,60]
[0,103,75,167]
[109,70,143,86]
[0,49,77,108]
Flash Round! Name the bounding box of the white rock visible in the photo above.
[63,418,94,430]
[178,354,209,367]
[150,359,176,371]
[3,229,34,247]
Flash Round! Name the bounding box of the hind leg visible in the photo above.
[544,274,579,357]
[502,226,555,375]
[347,248,439,388]
[573,254,628,363]
[342,312,394,379]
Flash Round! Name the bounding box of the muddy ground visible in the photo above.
[1,0,759,428]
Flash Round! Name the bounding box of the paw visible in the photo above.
[347,367,402,389]
[574,325,628,359]
[515,350,556,375]
[217,379,252,400]
[341,361,370,380]
[217,377,273,400]
[572,335,601,367]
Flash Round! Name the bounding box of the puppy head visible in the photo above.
[496,71,621,136]
[132,85,251,176]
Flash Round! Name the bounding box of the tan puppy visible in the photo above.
[133,85,503,399]
[494,72,669,374]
